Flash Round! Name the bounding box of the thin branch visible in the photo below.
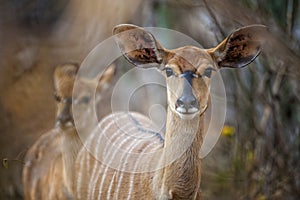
[203,0,226,39]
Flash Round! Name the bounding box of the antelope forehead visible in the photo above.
[196,60,216,74]
[167,58,214,75]
[55,85,74,98]
[171,47,212,69]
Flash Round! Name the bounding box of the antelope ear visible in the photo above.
[98,64,116,91]
[113,24,165,68]
[209,25,267,68]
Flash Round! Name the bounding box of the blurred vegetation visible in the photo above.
[0,0,299,199]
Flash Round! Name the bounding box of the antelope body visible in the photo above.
[22,63,115,200]
[75,24,266,199]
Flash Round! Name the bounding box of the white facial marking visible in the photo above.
[176,107,187,113]
[187,107,199,113]
[177,112,199,120]
[65,121,74,127]
[175,107,199,115]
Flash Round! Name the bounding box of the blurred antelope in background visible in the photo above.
[22,63,116,200]
[74,24,266,199]
[0,1,142,198]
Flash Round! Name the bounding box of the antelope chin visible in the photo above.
[65,121,74,127]
[56,121,74,129]
[175,111,200,120]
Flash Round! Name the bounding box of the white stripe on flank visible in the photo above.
[76,115,115,199]
[95,126,136,200]
[126,141,161,200]
[90,118,134,199]
[91,124,132,200]
[106,171,117,200]
[92,113,121,156]
[86,145,90,180]
[104,132,139,200]
[113,130,142,200]
[76,143,87,199]
[101,115,130,158]
[76,112,164,200]
[87,119,116,200]
[87,113,128,200]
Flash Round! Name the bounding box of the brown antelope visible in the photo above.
[74,24,266,199]
[22,62,115,200]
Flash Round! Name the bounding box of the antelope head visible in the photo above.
[113,24,266,120]
[54,62,116,128]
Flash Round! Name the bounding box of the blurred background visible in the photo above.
[0,0,299,199]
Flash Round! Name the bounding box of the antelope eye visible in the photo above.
[202,67,216,78]
[54,93,61,102]
[165,67,174,77]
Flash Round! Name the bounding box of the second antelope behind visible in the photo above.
[75,24,266,199]
[23,63,115,200]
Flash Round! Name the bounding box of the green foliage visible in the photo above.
[154,2,171,28]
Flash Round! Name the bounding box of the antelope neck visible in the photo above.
[61,127,82,193]
[157,108,204,199]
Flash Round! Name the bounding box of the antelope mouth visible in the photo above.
[64,121,74,127]
[56,120,74,129]
[175,107,200,120]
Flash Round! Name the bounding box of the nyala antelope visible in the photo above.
[75,24,266,199]
[22,62,115,200]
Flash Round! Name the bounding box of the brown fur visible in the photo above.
[74,24,265,199]
[0,2,141,198]
[22,128,70,200]
[22,63,116,200]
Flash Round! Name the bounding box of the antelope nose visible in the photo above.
[175,95,199,114]
[56,108,73,126]
[57,113,72,123]
[57,113,73,125]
